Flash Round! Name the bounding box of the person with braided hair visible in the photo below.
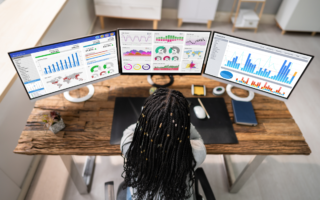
[120,88,206,200]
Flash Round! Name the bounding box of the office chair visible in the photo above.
[104,168,216,200]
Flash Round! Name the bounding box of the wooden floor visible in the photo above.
[25,19,320,200]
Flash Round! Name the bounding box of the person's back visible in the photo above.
[120,88,206,200]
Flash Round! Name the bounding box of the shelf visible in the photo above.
[231,9,259,28]
[230,0,265,32]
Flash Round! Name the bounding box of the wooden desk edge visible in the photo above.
[13,151,311,156]
[13,145,311,156]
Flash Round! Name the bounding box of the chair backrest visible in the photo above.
[116,181,127,200]
[115,182,196,200]
[105,168,215,200]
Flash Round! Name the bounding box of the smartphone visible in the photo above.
[191,85,206,96]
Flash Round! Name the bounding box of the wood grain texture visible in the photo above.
[14,75,311,155]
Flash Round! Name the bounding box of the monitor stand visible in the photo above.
[63,84,96,191]
[147,75,174,87]
[63,84,95,103]
[226,84,255,102]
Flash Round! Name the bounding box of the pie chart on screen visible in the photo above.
[124,64,132,70]
[142,64,150,70]
[220,70,233,79]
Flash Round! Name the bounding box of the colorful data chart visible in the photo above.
[123,49,151,56]
[250,80,261,88]
[240,54,297,85]
[236,77,262,88]
[185,38,207,46]
[86,49,115,60]
[220,71,233,79]
[124,64,132,70]
[154,56,162,61]
[274,87,285,96]
[235,77,285,96]
[123,63,150,70]
[185,61,196,70]
[89,62,114,77]
[240,54,257,73]
[154,65,179,70]
[142,64,151,70]
[269,61,296,84]
[163,56,171,61]
[155,46,167,54]
[121,35,152,43]
[184,50,204,58]
[133,64,141,70]
[236,77,249,85]
[43,52,80,75]
[46,72,84,88]
[62,72,83,83]
[155,35,183,43]
[261,82,273,92]
[172,56,179,61]
[225,56,240,69]
[169,46,180,54]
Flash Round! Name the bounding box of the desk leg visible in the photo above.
[60,155,96,194]
[222,155,266,193]
[153,20,158,30]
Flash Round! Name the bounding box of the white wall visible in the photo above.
[0,78,35,199]
[0,0,96,199]
[41,0,96,45]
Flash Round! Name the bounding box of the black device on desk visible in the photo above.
[110,97,238,145]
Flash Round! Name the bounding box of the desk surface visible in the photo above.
[14,75,311,155]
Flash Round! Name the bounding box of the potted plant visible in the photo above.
[41,111,65,134]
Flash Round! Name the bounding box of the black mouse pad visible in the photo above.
[110,97,238,145]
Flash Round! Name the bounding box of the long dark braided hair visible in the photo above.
[122,88,196,200]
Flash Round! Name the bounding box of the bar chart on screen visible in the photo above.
[154,32,184,44]
[37,50,83,76]
[222,42,307,86]
[234,76,288,96]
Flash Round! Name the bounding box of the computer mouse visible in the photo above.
[193,106,206,119]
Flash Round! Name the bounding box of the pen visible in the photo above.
[198,98,210,119]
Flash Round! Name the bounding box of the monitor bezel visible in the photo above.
[202,31,314,101]
[117,28,212,75]
[8,30,120,102]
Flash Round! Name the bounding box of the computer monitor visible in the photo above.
[8,30,120,101]
[203,32,314,101]
[118,29,212,75]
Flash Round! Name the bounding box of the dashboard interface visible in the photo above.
[204,32,313,99]
[119,30,211,74]
[9,31,119,100]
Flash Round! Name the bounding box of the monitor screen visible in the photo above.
[204,32,313,100]
[8,31,119,100]
[118,29,211,74]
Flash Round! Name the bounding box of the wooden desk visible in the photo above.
[14,75,311,193]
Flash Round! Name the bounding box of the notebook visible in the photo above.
[232,100,258,126]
